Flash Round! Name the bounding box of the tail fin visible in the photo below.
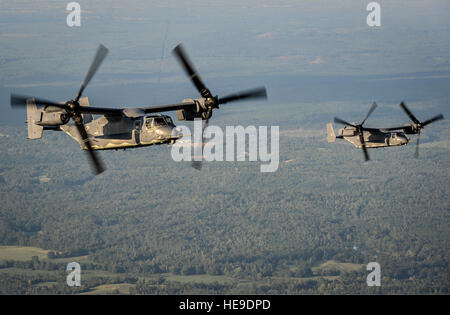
[26,98,43,139]
[326,123,336,143]
[79,96,93,123]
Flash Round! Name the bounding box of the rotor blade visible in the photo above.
[360,102,377,126]
[400,102,420,125]
[218,87,267,105]
[11,94,64,108]
[358,130,370,161]
[421,114,444,127]
[172,44,212,99]
[414,130,420,159]
[334,117,357,127]
[191,118,209,171]
[75,44,109,102]
[74,116,105,175]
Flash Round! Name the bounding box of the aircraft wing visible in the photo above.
[76,106,123,116]
[141,101,196,114]
[13,93,198,118]
[360,127,385,132]
[76,101,197,117]
[378,126,410,131]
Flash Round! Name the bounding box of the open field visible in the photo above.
[312,260,365,274]
[163,273,237,285]
[0,246,49,261]
[81,283,135,295]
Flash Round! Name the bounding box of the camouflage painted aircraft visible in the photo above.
[327,102,443,161]
[11,44,267,175]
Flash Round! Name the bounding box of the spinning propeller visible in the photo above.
[385,102,444,158]
[11,43,268,174]
[11,45,109,175]
[172,44,267,170]
[398,102,443,158]
[334,102,378,161]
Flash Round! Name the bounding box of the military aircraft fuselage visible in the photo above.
[60,114,181,150]
[12,43,268,175]
[337,125,408,148]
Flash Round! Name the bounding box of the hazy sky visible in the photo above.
[0,0,449,88]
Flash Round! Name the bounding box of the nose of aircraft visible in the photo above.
[399,134,409,145]
[155,126,176,139]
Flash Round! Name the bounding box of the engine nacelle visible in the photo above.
[341,128,356,137]
[37,111,70,126]
[176,108,203,121]
[401,124,417,134]
[175,98,210,121]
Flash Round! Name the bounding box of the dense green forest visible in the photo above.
[0,99,448,294]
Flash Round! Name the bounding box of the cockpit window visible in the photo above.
[165,117,173,125]
[145,116,174,128]
[153,117,166,126]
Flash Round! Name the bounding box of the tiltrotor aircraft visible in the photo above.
[327,102,443,161]
[11,44,267,175]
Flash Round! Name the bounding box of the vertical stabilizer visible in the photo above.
[326,123,336,143]
[79,96,93,123]
[26,98,43,139]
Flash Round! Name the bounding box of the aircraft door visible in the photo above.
[133,120,141,144]
[141,117,155,144]
[385,133,390,146]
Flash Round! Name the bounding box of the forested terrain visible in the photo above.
[0,97,448,294]
[0,0,449,295]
